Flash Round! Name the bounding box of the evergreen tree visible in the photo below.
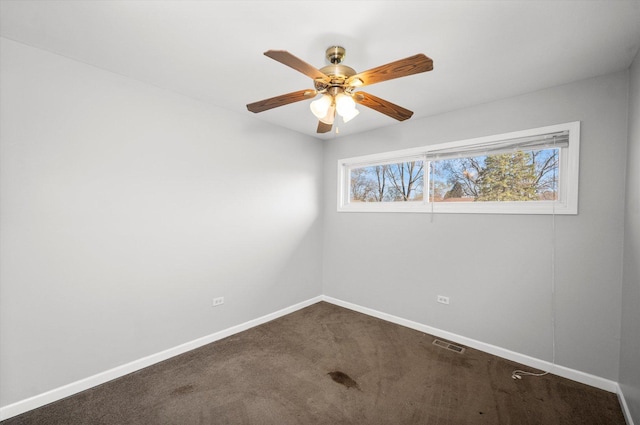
[476,152,537,201]
[444,181,464,199]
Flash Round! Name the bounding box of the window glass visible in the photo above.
[429,148,559,203]
[350,161,425,203]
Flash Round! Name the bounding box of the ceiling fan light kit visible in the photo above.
[320,104,336,125]
[247,46,433,134]
[310,94,333,119]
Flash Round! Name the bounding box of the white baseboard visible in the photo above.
[1,295,629,422]
[321,296,620,394]
[618,384,636,425]
[0,295,323,421]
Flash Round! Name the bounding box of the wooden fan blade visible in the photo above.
[317,121,332,133]
[347,54,433,87]
[354,91,414,121]
[264,50,330,83]
[247,89,316,113]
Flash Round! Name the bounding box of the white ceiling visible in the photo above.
[1,1,639,140]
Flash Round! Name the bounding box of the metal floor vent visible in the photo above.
[432,339,466,354]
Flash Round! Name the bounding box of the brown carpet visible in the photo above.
[1,302,626,424]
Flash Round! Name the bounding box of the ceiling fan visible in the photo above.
[246,46,433,134]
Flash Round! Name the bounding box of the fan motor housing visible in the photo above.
[317,61,357,92]
[319,64,357,79]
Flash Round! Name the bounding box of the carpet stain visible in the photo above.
[170,384,195,396]
[328,371,360,390]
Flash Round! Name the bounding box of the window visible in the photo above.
[338,122,580,214]
[349,157,425,203]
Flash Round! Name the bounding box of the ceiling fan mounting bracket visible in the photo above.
[326,46,346,64]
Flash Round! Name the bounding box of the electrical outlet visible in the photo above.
[437,295,450,305]
[212,297,224,307]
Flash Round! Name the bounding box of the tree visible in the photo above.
[350,168,373,202]
[385,161,424,201]
[437,157,482,198]
[444,181,464,199]
[476,151,537,201]
[429,179,449,202]
[434,148,559,202]
[349,161,425,203]
[374,165,388,201]
[532,150,559,200]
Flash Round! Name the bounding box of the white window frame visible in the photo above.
[337,121,580,215]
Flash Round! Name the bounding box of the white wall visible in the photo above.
[1,33,635,415]
[0,38,324,407]
[322,71,629,382]
[620,50,640,423]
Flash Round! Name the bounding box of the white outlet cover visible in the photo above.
[437,296,450,304]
